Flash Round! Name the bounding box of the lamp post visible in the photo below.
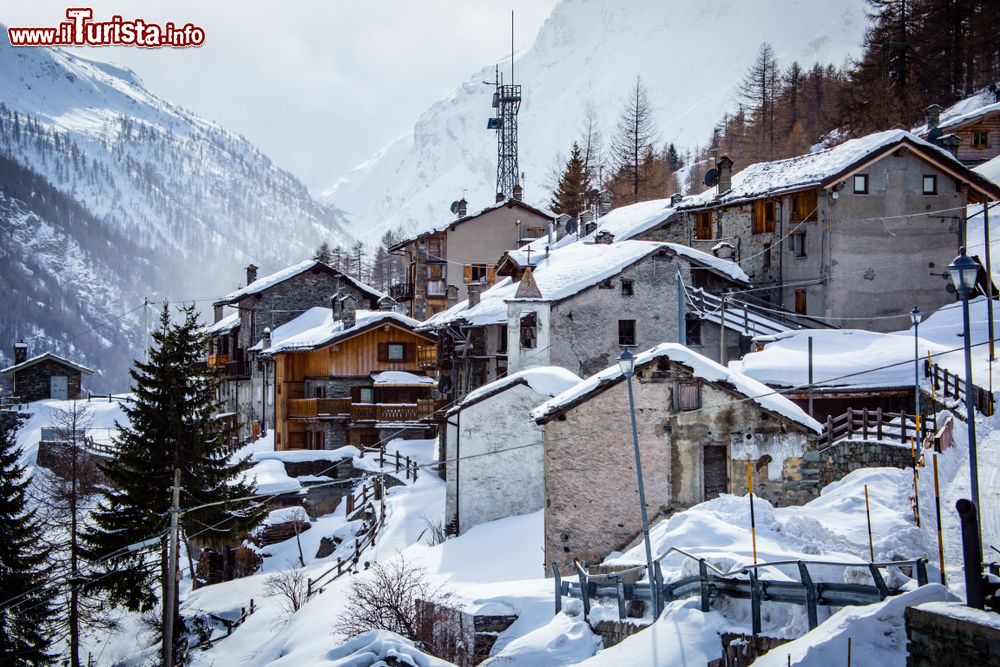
[911,306,922,439]
[618,349,660,617]
[947,248,981,538]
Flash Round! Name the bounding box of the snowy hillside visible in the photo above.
[0,37,352,387]
[323,0,867,241]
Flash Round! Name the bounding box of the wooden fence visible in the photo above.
[820,409,937,447]
[187,598,256,652]
[286,398,436,422]
[925,359,995,416]
[358,447,420,482]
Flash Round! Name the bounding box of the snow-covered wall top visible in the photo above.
[451,365,582,414]
[322,0,868,243]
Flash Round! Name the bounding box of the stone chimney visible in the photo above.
[330,294,341,319]
[925,104,942,129]
[717,156,734,193]
[457,198,468,218]
[262,327,272,351]
[246,264,258,285]
[467,283,482,308]
[413,239,428,321]
[594,230,615,245]
[446,285,459,309]
[512,183,523,201]
[341,295,358,329]
[214,305,224,323]
[378,295,396,311]
[939,134,961,158]
[671,193,684,206]
[13,342,28,366]
[496,192,505,203]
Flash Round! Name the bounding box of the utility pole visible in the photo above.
[163,468,181,667]
[143,298,149,363]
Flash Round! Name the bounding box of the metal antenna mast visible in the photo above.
[487,11,521,199]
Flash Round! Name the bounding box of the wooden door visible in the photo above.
[703,445,729,500]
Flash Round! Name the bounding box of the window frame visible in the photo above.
[853,174,869,194]
[519,312,538,349]
[378,342,411,362]
[618,319,637,347]
[922,174,938,195]
[752,200,777,234]
[675,380,702,412]
[685,314,702,347]
[794,288,807,315]
[789,231,807,258]
[621,279,635,297]
[695,210,713,240]
[973,129,989,149]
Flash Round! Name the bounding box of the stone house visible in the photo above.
[443,365,581,536]
[208,260,384,439]
[388,194,556,320]
[261,306,438,450]
[530,343,822,573]
[672,130,1000,331]
[1,344,94,402]
[913,86,1000,167]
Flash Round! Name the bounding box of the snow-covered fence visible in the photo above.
[186,599,256,653]
[305,479,387,599]
[925,359,995,416]
[554,550,929,634]
[820,408,937,447]
[358,447,420,481]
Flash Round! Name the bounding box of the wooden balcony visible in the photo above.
[390,282,414,301]
[417,345,437,369]
[223,360,251,379]
[207,353,230,369]
[287,398,436,423]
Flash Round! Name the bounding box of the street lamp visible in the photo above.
[911,306,922,439]
[618,349,660,617]
[946,247,981,537]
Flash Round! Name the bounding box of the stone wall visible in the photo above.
[14,360,84,402]
[814,440,916,486]
[905,602,1000,666]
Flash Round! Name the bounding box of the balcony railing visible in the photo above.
[223,360,251,379]
[390,283,414,301]
[287,398,436,423]
[417,345,437,369]
[207,353,230,369]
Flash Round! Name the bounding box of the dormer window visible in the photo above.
[853,174,869,194]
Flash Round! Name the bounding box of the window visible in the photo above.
[621,279,635,297]
[427,264,445,280]
[789,231,807,258]
[523,226,545,239]
[463,263,492,284]
[307,430,325,450]
[922,175,938,195]
[763,241,772,270]
[520,312,538,349]
[853,174,869,194]
[618,319,636,346]
[752,200,777,234]
[313,386,326,398]
[675,380,701,411]
[359,387,374,404]
[973,129,989,148]
[790,190,818,222]
[378,342,410,362]
[498,325,508,353]
[696,210,713,240]
[685,314,702,346]
[795,288,807,315]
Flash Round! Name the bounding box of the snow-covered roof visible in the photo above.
[912,87,1000,136]
[680,130,995,209]
[737,329,951,390]
[390,198,556,250]
[371,371,435,386]
[214,260,383,306]
[1,352,95,376]
[205,311,239,336]
[975,155,1000,186]
[448,365,582,415]
[531,342,822,432]
[664,243,749,284]
[260,308,429,354]
[586,198,678,241]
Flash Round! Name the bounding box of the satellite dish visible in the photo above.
[449,201,460,214]
[565,217,578,235]
[704,169,719,188]
[928,127,943,142]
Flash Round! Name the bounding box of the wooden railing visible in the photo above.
[207,353,230,369]
[358,447,420,481]
[288,399,436,422]
[223,360,251,379]
[417,345,437,368]
[821,408,937,447]
[925,359,995,416]
[187,599,256,652]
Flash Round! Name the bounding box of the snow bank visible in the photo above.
[753,584,956,667]
[532,342,821,432]
[323,630,452,666]
[975,155,1000,186]
[10,397,129,466]
[371,371,436,386]
[252,445,359,464]
[249,459,302,495]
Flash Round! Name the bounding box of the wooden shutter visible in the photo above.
[463,264,473,284]
[378,342,389,361]
[752,201,764,234]
[486,265,497,285]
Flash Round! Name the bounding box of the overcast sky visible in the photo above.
[5,1,558,192]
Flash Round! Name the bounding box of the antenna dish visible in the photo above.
[449,201,460,214]
[704,169,719,188]
[928,127,943,142]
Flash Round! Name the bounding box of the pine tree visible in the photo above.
[665,143,682,173]
[737,43,780,160]
[0,413,56,665]
[313,242,334,264]
[84,305,262,656]
[608,76,658,204]
[550,142,589,215]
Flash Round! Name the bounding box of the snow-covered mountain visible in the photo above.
[0,36,352,388]
[324,0,867,241]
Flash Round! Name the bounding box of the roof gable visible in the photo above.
[1,353,95,376]
[390,198,555,251]
[214,260,383,306]
[261,308,434,355]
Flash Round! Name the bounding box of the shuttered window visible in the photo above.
[672,380,701,411]
[790,190,818,222]
[696,210,713,240]
[752,200,776,234]
[378,342,412,361]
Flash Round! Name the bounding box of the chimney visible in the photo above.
[246,264,258,285]
[512,183,523,201]
[670,193,684,206]
[330,294,342,319]
[467,283,482,308]
[13,342,28,366]
[342,296,358,329]
[446,285,459,308]
[378,295,396,311]
[594,230,615,245]
[496,192,505,203]
[262,327,272,351]
[457,198,468,218]
[925,104,942,129]
[214,305,224,323]
[413,239,428,321]
[939,134,961,158]
[717,156,734,193]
